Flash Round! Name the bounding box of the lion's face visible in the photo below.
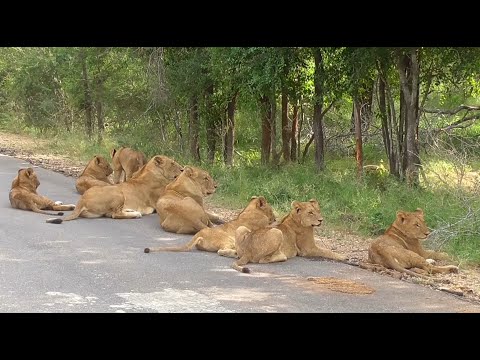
[184,166,217,196]
[395,208,430,241]
[12,168,40,189]
[250,196,276,223]
[93,155,113,176]
[149,155,184,180]
[292,199,323,227]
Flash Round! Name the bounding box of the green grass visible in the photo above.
[3,127,480,265]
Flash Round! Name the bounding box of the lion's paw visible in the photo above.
[426,258,436,264]
[54,201,63,205]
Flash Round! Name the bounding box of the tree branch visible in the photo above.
[421,105,480,115]
[438,113,480,132]
[320,100,336,118]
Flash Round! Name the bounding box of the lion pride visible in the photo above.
[111,146,147,183]
[224,199,346,273]
[75,155,113,195]
[9,167,76,215]
[46,155,183,223]
[144,195,276,254]
[368,208,458,277]
[154,166,223,234]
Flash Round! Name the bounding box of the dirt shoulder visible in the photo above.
[2,131,480,306]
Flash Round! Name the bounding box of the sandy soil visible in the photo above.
[2,131,480,306]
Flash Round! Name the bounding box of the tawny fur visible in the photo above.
[227,199,346,273]
[144,196,276,253]
[111,147,148,184]
[9,168,76,216]
[368,208,458,278]
[75,155,113,195]
[154,166,223,234]
[46,155,183,223]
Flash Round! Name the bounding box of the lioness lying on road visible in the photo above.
[144,195,276,253]
[224,199,346,273]
[368,208,458,278]
[111,146,147,183]
[75,155,113,195]
[9,167,76,216]
[46,155,183,223]
[155,166,223,234]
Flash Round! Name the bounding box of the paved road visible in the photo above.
[1,154,479,313]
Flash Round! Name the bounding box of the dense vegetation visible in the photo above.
[1,47,479,262]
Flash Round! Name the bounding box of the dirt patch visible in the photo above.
[2,130,480,305]
[307,276,376,295]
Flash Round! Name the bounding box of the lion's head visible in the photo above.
[11,167,40,191]
[80,155,113,178]
[181,166,217,196]
[239,196,276,224]
[393,208,430,241]
[137,155,183,181]
[291,199,323,227]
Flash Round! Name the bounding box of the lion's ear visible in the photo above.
[292,200,301,213]
[415,208,424,219]
[26,168,34,176]
[250,195,258,200]
[257,196,266,208]
[184,166,193,177]
[396,211,406,223]
[110,148,117,159]
[94,156,100,165]
[153,156,163,166]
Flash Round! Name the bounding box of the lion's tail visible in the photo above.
[46,205,84,224]
[144,234,201,253]
[30,205,64,217]
[231,262,251,273]
[231,256,251,274]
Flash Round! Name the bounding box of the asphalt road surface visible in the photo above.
[1,154,479,313]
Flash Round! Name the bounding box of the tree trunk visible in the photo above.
[223,93,236,166]
[95,77,105,145]
[260,95,272,165]
[397,49,421,186]
[188,96,200,163]
[297,102,303,162]
[312,48,325,171]
[378,75,398,177]
[80,49,93,139]
[290,103,298,162]
[270,92,281,166]
[205,84,216,164]
[281,85,290,162]
[354,98,363,179]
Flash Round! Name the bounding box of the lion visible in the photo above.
[144,195,276,254]
[46,155,183,224]
[75,155,113,195]
[223,199,346,273]
[154,166,223,234]
[367,208,458,278]
[9,167,76,216]
[111,146,148,183]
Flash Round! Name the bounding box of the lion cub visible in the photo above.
[75,155,113,194]
[227,199,346,273]
[368,208,458,278]
[9,167,76,215]
[111,146,147,183]
[155,166,223,234]
[144,196,276,254]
